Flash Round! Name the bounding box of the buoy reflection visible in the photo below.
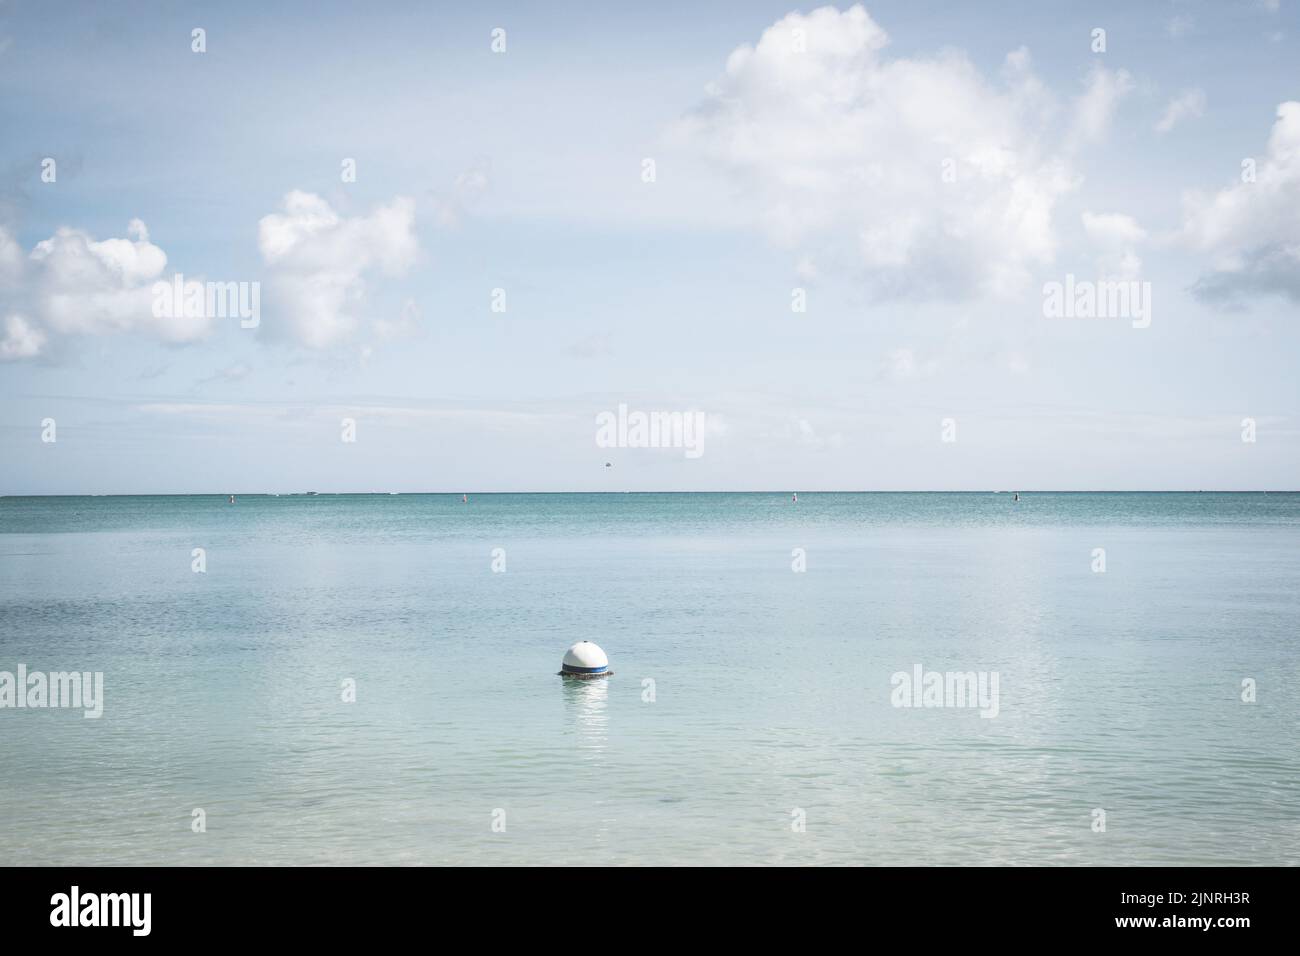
[562,676,609,758]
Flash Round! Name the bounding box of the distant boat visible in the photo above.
[1013,493,1020,501]
[228,495,235,505]
[792,493,798,503]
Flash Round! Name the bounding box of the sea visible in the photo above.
[1,492,1297,865]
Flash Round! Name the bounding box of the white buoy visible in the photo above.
[559,640,611,679]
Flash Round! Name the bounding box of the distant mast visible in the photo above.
[792,492,797,503]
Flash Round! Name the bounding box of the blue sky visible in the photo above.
[1,0,1297,493]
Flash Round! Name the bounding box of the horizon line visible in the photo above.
[3,490,1299,499]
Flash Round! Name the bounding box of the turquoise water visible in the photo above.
[1,492,1297,865]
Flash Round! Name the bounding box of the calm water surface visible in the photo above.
[1,493,1297,865]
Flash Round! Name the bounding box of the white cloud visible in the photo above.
[133,400,570,430]
[1082,211,1146,247]
[1069,63,1134,147]
[0,219,216,360]
[0,227,23,285]
[1082,211,1147,279]
[2,192,421,359]
[1183,101,1300,303]
[0,314,45,359]
[670,5,1121,300]
[258,191,417,349]
[1155,88,1206,133]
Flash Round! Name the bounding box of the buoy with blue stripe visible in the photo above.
[559,640,611,679]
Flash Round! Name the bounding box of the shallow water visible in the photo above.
[1,492,1297,865]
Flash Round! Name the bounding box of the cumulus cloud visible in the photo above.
[670,5,1126,300]
[1082,211,1147,279]
[1082,211,1146,247]
[0,218,217,360]
[1069,63,1134,147]
[1,192,421,358]
[1155,88,1206,133]
[0,226,22,284]
[258,191,418,349]
[0,314,44,359]
[1183,102,1300,303]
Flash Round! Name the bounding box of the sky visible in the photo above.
[1,0,1298,493]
